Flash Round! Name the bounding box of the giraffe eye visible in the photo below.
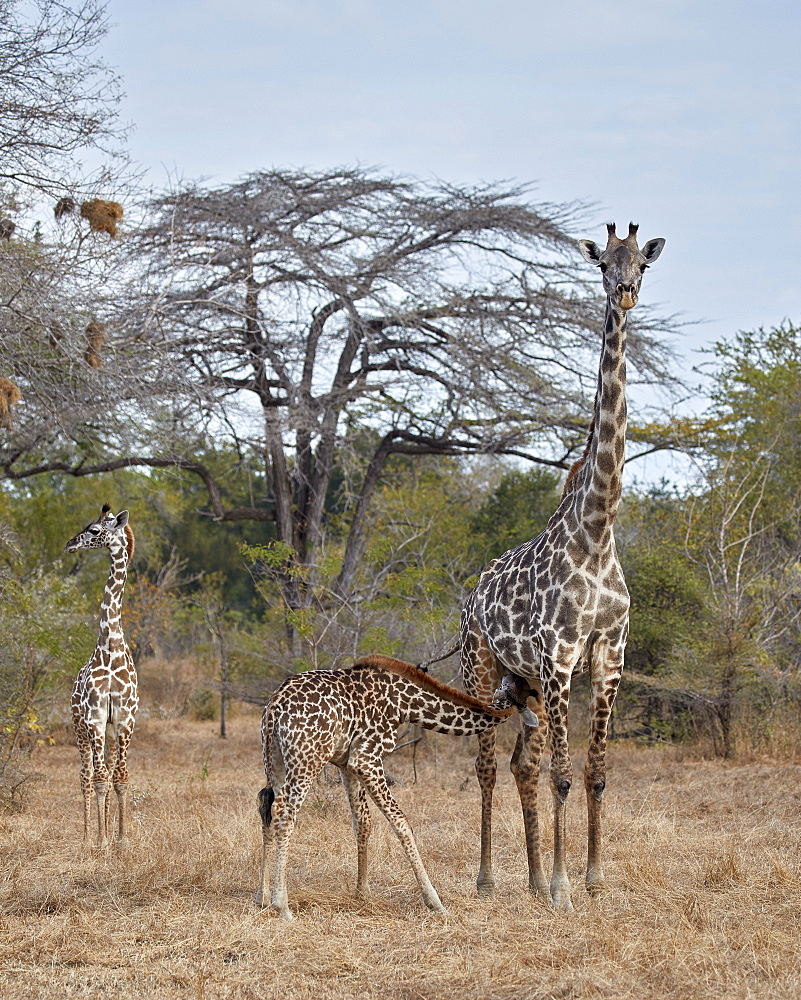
[599,262,608,273]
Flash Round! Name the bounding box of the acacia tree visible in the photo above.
[2,167,679,627]
[121,169,676,605]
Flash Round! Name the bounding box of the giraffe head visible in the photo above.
[578,222,665,310]
[65,504,133,557]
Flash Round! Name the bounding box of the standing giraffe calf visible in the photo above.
[255,654,516,920]
[66,505,138,847]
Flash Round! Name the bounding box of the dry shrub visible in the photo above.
[136,656,199,719]
[47,319,66,347]
[188,687,218,721]
[0,377,21,430]
[79,198,123,237]
[84,320,105,368]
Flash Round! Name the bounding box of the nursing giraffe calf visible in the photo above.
[255,655,517,919]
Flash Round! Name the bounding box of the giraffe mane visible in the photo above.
[562,417,595,497]
[352,655,515,719]
[124,524,135,561]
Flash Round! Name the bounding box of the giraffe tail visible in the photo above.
[257,786,275,827]
[259,701,276,827]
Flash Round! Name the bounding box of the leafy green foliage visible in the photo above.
[470,467,562,563]
[618,485,708,677]
[0,535,94,809]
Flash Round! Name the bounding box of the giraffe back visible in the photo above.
[261,659,512,786]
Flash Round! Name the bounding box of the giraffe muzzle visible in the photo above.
[616,286,637,310]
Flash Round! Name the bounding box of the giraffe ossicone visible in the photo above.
[67,504,138,848]
[255,654,514,920]
[460,223,665,910]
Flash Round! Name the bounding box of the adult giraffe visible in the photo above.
[66,505,138,847]
[460,223,665,910]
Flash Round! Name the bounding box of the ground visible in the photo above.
[1,712,800,999]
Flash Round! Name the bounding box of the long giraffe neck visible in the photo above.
[99,539,129,640]
[390,675,513,735]
[573,296,628,532]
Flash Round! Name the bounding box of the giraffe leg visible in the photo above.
[111,726,133,844]
[474,728,498,897]
[352,754,445,913]
[73,719,94,842]
[460,621,502,898]
[340,766,372,896]
[104,725,117,840]
[510,695,549,902]
[255,785,275,908]
[544,669,574,911]
[585,644,623,897]
[270,762,323,920]
[88,729,110,848]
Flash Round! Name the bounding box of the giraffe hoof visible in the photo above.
[476,881,496,899]
[550,880,574,911]
[586,880,606,898]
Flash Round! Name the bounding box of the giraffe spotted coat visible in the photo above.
[460,223,666,910]
[255,654,515,919]
[67,505,138,847]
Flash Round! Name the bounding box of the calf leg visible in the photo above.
[352,754,445,913]
[269,763,323,920]
[340,766,372,895]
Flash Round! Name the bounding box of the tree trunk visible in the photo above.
[335,432,396,598]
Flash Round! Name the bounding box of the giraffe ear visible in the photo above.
[115,510,130,529]
[641,238,665,263]
[578,239,603,265]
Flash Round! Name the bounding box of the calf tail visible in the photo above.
[258,786,275,827]
[259,702,276,828]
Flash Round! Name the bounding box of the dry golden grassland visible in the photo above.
[1,712,801,1000]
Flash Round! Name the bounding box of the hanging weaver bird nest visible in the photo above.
[54,197,77,219]
[85,321,106,369]
[0,218,15,240]
[0,377,21,430]
[79,199,123,237]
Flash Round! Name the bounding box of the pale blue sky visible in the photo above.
[104,0,801,385]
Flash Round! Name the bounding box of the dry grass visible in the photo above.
[1,715,801,999]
